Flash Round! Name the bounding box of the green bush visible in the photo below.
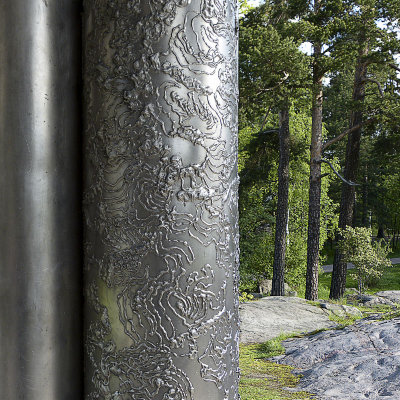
[239,292,255,303]
[338,226,392,293]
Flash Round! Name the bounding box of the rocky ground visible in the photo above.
[239,296,363,344]
[239,291,400,400]
[273,317,400,399]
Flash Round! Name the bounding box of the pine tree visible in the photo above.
[239,2,309,296]
[330,0,400,299]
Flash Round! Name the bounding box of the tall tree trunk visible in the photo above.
[377,224,386,239]
[352,192,358,226]
[362,168,369,227]
[330,39,369,299]
[272,105,290,296]
[306,35,323,301]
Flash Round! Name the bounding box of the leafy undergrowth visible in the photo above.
[239,334,316,400]
[289,264,400,299]
[321,245,400,266]
[318,265,400,296]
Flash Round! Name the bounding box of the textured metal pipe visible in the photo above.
[0,1,82,399]
[83,1,239,399]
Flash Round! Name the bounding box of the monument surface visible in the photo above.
[83,1,240,399]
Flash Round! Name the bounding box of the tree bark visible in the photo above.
[272,105,290,296]
[377,225,386,239]
[330,39,369,299]
[306,36,323,301]
[362,169,369,227]
[83,2,240,399]
[352,192,358,226]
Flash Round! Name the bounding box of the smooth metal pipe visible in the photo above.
[0,1,82,399]
[83,1,239,399]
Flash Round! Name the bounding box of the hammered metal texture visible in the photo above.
[83,1,240,399]
[0,1,83,399]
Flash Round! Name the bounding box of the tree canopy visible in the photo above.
[238,0,400,297]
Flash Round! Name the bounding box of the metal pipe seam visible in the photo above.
[0,0,83,398]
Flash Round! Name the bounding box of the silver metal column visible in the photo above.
[0,1,82,399]
[83,1,239,399]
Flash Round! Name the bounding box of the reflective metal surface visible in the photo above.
[83,1,240,399]
[0,1,82,398]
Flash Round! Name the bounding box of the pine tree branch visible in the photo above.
[260,129,279,134]
[362,78,384,97]
[322,118,376,151]
[260,105,272,131]
[389,63,400,72]
[322,44,334,55]
[255,72,290,95]
[320,159,360,186]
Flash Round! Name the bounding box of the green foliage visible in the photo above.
[238,0,400,295]
[239,112,338,292]
[239,0,254,15]
[239,292,255,303]
[337,226,392,293]
[239,2,310,127]
[256,333,302,357]
[319,263,400,296]
[361,133,400,241]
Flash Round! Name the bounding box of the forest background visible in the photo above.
[238,0,400,300]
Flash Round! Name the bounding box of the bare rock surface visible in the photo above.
[317,300,363,318]
[273,317,400,399]
[346,291,400,308]
[351,293,398,307]
[239,297,338,344]
[258,279,297,297]
[374,290,400,304]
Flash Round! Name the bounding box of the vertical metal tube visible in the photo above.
[83,1,239,399]
[0,1,82,399]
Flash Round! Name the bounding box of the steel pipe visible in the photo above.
[0,1,83,399]
[83,1,240,399]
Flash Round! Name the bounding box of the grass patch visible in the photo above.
[321,243,400,267]
[353,303,400,321]
[380,307,400,320]
[296,281,331,299]
[389,248,400,259]
[240,338,316,400]
[257,333,303,357]
[324,311,361,326]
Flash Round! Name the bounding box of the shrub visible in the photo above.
[338,226,392,293]
[239,292,255,303]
